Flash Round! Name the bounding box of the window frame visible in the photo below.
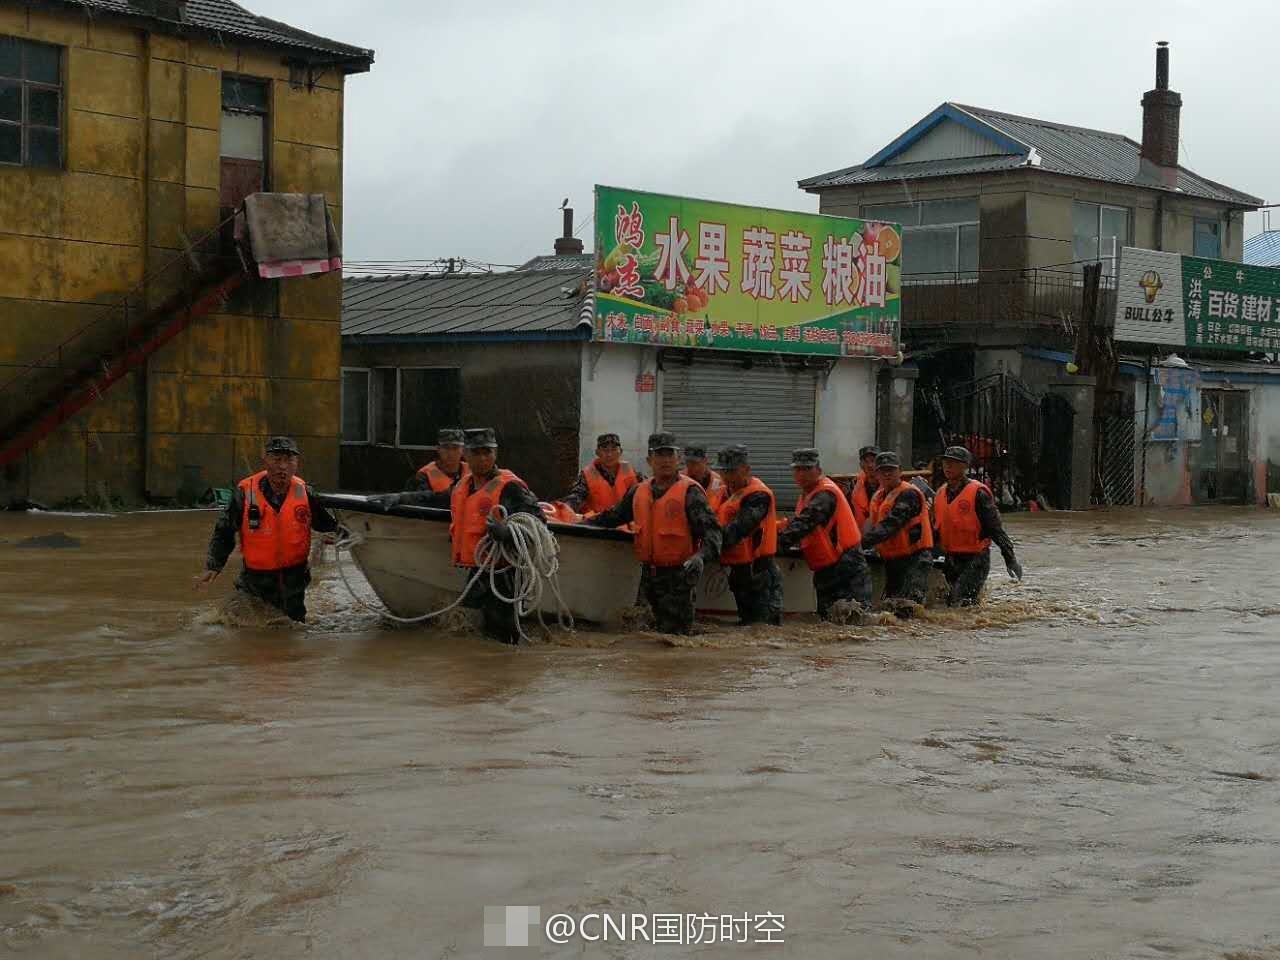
[1193,217,1223,259]
[863,198,980,284]
[393,366,462,450]
[0,36,63,169]
[340,366,372,446]
[1072,201,1131,277]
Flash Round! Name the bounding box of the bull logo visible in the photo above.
[1138,270,1163,304]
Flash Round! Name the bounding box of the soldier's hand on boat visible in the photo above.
[681,554,705,586]
[1006,556,1024,581]
[192,569,220,590]
[486,517,515,545]
[366,493,401,512]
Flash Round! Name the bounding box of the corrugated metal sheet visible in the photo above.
[59,0,373,62]
[661,359,817,508]
[342,269,593,339]
[802,102,1262,208]
[886,117,1012,165]
[1245,231,1280,267]
[518,254,595,272]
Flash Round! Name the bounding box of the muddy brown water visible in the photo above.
[2,507,1279,958]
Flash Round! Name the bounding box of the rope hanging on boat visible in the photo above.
[331,508,575,644]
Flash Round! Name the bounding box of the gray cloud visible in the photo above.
[250,0,1278,264]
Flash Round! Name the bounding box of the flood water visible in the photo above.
[2,507,1279,958]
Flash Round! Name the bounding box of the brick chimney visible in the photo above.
[554,207,584,256]
[1139,41,1181,188]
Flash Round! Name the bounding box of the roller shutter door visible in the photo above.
[661,360,817,509]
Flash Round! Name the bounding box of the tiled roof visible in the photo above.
[342,269,594,339]
[1245,231,1280,267]
[801,102,1262,208]
[61,0,373,67]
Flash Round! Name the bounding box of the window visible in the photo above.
[1193,218,1222,258]
[374,368,397,446]
[397,368,462,447]
[0,36,62,168]
[1072,201,1130,276]
[341,368,371,444]
[863,197,979,280]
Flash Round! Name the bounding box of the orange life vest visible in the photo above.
[683,468,724,509]
[238,471,312,572]
[582,460,638,513]
[870,481,935,560]
[850,473,877,529]
[417,460,469,494]
[717,476,778,566]
[934,479,992,556]
[633,476,697,566]
[794,475,861,571]
[450,469,522,567]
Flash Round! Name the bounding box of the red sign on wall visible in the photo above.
[634,373,656,393]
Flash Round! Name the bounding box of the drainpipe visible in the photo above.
[1155,195,1164,252]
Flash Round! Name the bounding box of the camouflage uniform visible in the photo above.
[861,483,933,606]
[939,477,1020,607]
[205,473,340,622]
[717,446,783,626]
[587,469,723,636]
[778,483,873,619]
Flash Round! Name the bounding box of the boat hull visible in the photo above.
[319,494,945,624]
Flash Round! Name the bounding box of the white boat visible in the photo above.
[319,494,936,626]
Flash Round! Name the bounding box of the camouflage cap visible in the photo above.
[858,445,880,460]
[265,436,301,455]
[463,427,498,449]
[791,448,821,468]
[942,445,973,465]
[596,433,622,448]
[683,444,708,461]
[716,444,750,470]
[437,428,465,447]
[648,431,679,453]
[875,451,901,469]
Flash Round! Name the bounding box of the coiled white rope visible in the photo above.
[330,507,574,644]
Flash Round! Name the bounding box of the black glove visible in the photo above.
[366,493,400,512]
[486,517,514,545]
[1006,556,1023,581]
[681,554,705,586]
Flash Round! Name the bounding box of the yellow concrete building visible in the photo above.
[0,0,372,505]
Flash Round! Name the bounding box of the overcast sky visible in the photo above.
[249,0,1278,266]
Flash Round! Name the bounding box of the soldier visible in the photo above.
[562,432,643,514]
[194,436,341,622]
[450,427,545,644]
[849,444,880,529]
[862,451,934,612]
[587,432,722,635]
[778,448,871,620]
[934,446,1023,606]
[404,428,469,508]
[715,444,782,626]
[681,444,725,508]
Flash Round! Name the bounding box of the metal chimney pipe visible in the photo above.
[1155,40,1169,90]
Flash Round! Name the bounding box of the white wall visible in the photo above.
[815,358,878,476]
[579,346,877,478]
[578,343,660,466]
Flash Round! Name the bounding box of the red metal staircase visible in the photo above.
[0,255,247,470]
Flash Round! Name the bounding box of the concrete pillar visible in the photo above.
[1046,375,1097,510]
[877,366,918,466]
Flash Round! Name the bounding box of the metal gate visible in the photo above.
[661,357,817,507]
[940,373,1045,504]
[1093,415,1136,506]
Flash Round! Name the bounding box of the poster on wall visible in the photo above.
[593,185,901,358]
[1114,247,1280,353]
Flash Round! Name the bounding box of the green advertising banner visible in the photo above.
[1183,255,1280,353]
[593,185,901,357]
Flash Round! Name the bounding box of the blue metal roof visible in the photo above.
[801,102,1262,208]
[1244,231,1280,267]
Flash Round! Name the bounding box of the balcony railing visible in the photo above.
[900,265,1118,330]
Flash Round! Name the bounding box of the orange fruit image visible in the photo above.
[876,225,901,262]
